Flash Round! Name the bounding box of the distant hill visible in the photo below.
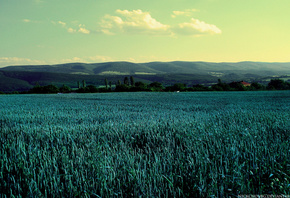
[0,61,289,92]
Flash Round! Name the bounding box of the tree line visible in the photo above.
[0,77,289,94]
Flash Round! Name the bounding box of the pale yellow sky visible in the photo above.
[0,0,290,67]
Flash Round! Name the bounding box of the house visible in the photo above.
[240,81,251,87]
[229,81,251,89]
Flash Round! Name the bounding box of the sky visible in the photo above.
[0,0,290,67]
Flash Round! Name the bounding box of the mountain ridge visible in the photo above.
[0,61,289,92]
[2,61,290,75]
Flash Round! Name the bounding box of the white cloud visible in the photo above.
[51,10,221,37]
[100,9,221,37]
[0,55,116,68]
[174,18,222,35]
[0,57,45,67]
[88,55,113,62]
[22,19,41,23]
[78,27,90,34]
[22,19,31,23]
[60,55,114,64]
[58,21,66,27]
[52,21,91,34]
[171,9,199,18]
[60,57,84,63]
[67,27,76,33]
[100,9,170,35]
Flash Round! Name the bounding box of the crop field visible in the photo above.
[0,91,289,197]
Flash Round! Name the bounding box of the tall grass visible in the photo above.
[0,91,289,197]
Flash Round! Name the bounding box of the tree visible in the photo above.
[115,84,130,92]
[130,76,135,86]
[267,79,289,90]
[135,81,147,87]
[82,80,86,88]
[77,81,81,89]
[165,83,187,92]
[149,81,164,91]
[131,81,148,91]
[105,78,108,89]
[117,80,121,86]
[30,85,59,94]
[229,82,247,91]
[191,84,209,91]
[60,84,71,93]
[44,85,59,93]
[109,81,112,91]
[250,82,265,90]
[211,79,230,91]
[77,85,98,93]
[86,85,98,92]
[124,77,129,86]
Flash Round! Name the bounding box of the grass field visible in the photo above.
[0,91,289,197]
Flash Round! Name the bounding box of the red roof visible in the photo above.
[240,81,251,86]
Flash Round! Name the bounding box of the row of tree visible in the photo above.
[1,78,289,94]
[112,77,290,92]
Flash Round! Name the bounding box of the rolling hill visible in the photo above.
[0,61,289,92]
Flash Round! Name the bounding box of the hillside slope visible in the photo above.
[2,61,290,76]
[0,61,289,92]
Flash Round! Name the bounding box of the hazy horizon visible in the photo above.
[1,0,290,67]
[2,60,290,69]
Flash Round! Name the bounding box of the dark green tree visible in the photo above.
[60,84,71,93]
[250,82,265,90]
[191,84,209,91]
[165,83,187,92]
[124,77,129,86]
[109,81,112,91]
[131,81,148,91]
[86,85,98,92]
[77,85,98,93]
[149,81,164,91]
[229,82,247,91]
[211,79,230,91]
[267,79,289,90]
[130,76,135,86]
[77,81,81,89]
[105,78,108,89]
[82,80,86,88]
[30,85,59,94]
[44,85,59,93]
[115,84,130,92]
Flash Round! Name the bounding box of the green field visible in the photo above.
[0,91,289,197]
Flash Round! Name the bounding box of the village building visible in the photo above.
[239,81,251,87]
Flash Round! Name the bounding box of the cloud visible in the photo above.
[22,19,41,23]
[171,9,199,18]
[51,10,221,37]
[0,55,117,68]
[22,19,31,23]
[88,55,113,62]
[173,18,222,35]
[60,55,114,64]
[58,21,66,27]
[78,27,90,34]
[67,27,76,33]
[52,21,91,34]
[0,57,45,67]
[100,9,221,37]
[100,9,170,35]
